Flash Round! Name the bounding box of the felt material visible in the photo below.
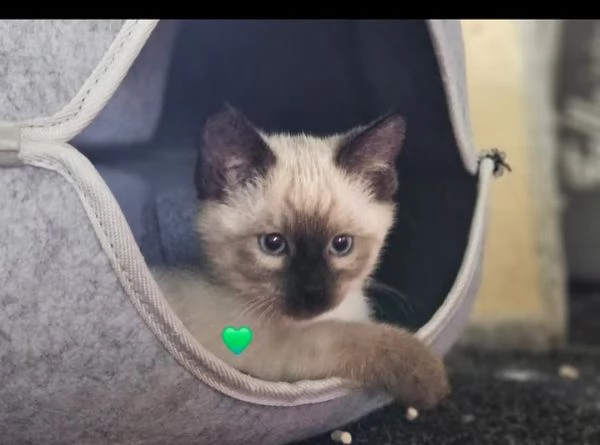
[155,185,200,266]
[0,18,482,444]
[73,21,178,147]
[0,165,388,445]
[93,165,164,265]
[0,20,124,121]
[297,347,600,444]
[91,144,200,267]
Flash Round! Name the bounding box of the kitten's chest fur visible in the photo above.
[153,266,373,378]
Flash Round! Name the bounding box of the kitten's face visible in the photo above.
[195,107,406,321]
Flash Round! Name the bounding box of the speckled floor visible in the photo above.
[297,347,600,445]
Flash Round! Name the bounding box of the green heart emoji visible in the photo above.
[222,326,254,356]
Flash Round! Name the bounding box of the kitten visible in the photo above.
[153,106,449,409]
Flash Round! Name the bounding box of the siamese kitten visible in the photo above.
[154,106,449,409]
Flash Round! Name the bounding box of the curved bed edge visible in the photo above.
[416,157,494,354]
[427,19,478,175]
[19,20,479,176]
[10,18,487,408]
[18,140,492,408]
[0,159,393,443]
[19,140,358,407]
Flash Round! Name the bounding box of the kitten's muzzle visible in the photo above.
[283,287,335,320]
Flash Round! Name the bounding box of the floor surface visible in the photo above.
[297,347,600,445]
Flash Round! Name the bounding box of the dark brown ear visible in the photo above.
[335,113,406,202]
[195,106,276,201]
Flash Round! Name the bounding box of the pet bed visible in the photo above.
[0,19,502,445]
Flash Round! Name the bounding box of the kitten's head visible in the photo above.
[195,106,406,321]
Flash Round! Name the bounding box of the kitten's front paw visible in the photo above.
[361,325,450,409]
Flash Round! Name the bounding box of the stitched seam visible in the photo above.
[27,155,243,388]
[26,155,164,328]
[27,20,140,130]
[23,152,351,407]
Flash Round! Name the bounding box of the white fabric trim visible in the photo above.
[0,122,21,165]
[417,157,493,351]
[7,19,487,407]
[20,140,353,407]
[427,20,478,174]
[18,139,490,407]
[20,20,158,143]
[18,20,477,172]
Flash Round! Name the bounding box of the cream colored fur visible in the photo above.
[154,127,450,409]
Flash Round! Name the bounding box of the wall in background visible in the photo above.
[458,20,567,350]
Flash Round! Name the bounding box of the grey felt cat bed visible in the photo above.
[0,20,500,445]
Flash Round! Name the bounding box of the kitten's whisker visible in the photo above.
[369,281,417,321]
[238,297,272,324]
[237,298,266,320]
[256,302,274,325]
[265,302,278,326]
[254,298,278,326]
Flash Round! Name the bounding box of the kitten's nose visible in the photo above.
[284,239,335,319]
[303,282,325,294]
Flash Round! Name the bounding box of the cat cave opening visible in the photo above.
[74,20,477,333]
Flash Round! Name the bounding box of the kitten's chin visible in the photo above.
[280,305,332,323]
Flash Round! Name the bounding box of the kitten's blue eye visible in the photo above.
[328,234,353,256]
[258,233,287,256]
